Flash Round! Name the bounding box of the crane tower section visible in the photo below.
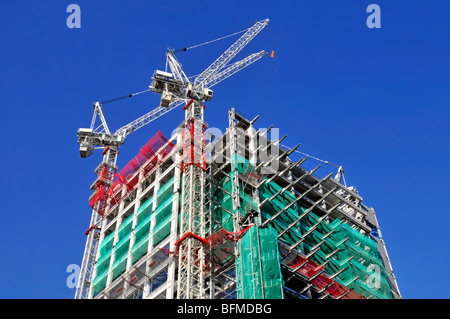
[176,101,208,298]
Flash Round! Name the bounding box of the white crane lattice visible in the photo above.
[75,18,270,299]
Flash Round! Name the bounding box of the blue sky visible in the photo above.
[0,1,448,298]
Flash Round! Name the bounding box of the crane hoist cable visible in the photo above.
[280,143,340,168]
[99,88,151,105]
[174,26,251,53]
[281,144,349,185]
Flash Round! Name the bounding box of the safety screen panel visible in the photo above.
[236,226,284,299]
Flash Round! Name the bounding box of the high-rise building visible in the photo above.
[77,107,401,300]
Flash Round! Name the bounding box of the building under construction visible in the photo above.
[75,19,401,300]
[77,107,400,299]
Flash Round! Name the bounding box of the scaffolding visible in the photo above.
[82,107,401,299]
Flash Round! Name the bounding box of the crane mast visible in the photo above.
[75,18,270,299]
[74,208,101,299]
[176,18,269,299]
[176,100,208,298]
[75,147,118,299]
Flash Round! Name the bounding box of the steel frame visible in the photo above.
[78,107,401,300]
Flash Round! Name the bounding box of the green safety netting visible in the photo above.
[95,233,114,276]
[258,184,306,252]
[136,195,153,223]
[213,166,258,232]
[221,153,393,299]
[94,251,112,278]
[91,271,108,297]
[111,254,128,281]
[131,195,153,264]
[152,177,174,245]
[91,147,393,299]
[258,177,393,299]
[105,213,134,282]
[152,195,173,245]
[92,177,176,295]
[92,231,115,296]
[131,236,149,265]
[111,222,131,281]
[220,155,285,299]
[156,177,174,202]
[236,226,284,299]
[213,176,235,232]
[118,214,133,241]
[99,231,115,256]
[211,152,393,299]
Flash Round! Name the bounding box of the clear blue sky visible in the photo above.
[0,1,448,299]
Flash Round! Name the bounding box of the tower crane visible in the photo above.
[75,18,270,299]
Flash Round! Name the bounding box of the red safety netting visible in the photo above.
[114,131,174,190]
[89,131,175,216]
[89,186,107,212]
[205,226,365,298]
[203,226,254,269]
[109,131,175,206]
[180,118,207,173]
[281,245,365,299]
[88,162,117,217]
[173,226,253,272]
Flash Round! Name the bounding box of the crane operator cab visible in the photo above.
[185,83,213,102]
[202,88,213,101]
[150,70,183,108]
[151,70,213,107]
